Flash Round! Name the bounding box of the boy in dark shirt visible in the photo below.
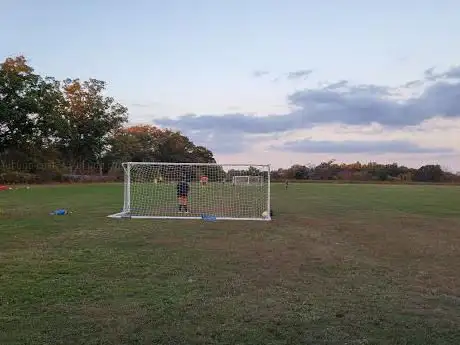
[176,179,189,213]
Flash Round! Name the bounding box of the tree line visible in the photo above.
[0,56,216,184]
[1,55,458,185]
[272,160,460,183]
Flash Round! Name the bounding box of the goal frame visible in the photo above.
[107,162,271,221]
[232,175,263,186]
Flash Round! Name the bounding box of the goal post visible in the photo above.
[108,162,271,221]
[232,175,263,186]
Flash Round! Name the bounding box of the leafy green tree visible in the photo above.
[413,164,443,182]
[56,78,128,172]
[192,145,215,164]
[106,125,163,163]
[0,56,64,173]
[106,125,217,173]
[0,56,43,151]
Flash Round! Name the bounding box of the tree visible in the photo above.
[0,56,65,173]
[0,56,44,151]
[413,164,443,182]
[192,145,215,164]
[154,130,195,163]
[287,164,310,179]
[107,125,163,163]
[56,78,128,172]
[0,55,222,183]
[106,125,217,165]
[311,160,339,180]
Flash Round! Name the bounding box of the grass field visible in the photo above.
[1,183,460,345]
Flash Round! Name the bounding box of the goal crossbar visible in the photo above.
[119,162,269,167]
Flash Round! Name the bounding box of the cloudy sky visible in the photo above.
[2,0,460,170]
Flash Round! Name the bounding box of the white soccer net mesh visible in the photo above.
[232,175,263,185]
[108,162,271,221]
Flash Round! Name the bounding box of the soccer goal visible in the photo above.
[108,162,271,221]
[232,175,263,186]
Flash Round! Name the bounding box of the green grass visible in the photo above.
[1,183,460,345]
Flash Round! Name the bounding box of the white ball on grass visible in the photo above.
[262,210,269,218]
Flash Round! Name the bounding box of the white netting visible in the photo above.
[232,175,263,186]
[108,162,271,221]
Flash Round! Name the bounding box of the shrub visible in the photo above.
[0,171,38,184]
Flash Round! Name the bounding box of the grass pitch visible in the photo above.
[1,183,460,344]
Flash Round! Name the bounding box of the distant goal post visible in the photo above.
[232,175,263,186]
[108,162,271,221]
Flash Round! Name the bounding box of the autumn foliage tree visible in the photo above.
[0,56,218,183]
[55,78,128,172]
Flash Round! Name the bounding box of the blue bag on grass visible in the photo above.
[49,209,69,215]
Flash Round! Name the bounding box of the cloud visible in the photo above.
[185,130,255,154]
[272,139,454,154]
[153,65,460,157]
[157,113,298,134]
[442,66,460,79]
[156,65,460,134]
[424,67,437,81]
[129,102,159,108]
[252,70,269,77]
[402,80,423,88]
[324,80,348,89]
[287,69,313,80]
[424,66,460,81]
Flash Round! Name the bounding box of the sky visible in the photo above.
[2,0,460,171]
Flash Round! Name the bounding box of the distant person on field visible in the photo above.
[177,177,189,213]
[285,180,289,190]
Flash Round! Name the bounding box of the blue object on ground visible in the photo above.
[201,214,217,222]
[49,209,69,215]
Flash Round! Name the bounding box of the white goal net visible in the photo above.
[108,162,271,221]
[232,175,263,186]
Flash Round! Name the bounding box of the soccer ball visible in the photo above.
[262,210,269,219]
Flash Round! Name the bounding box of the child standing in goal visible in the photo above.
[177,178,189,213]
